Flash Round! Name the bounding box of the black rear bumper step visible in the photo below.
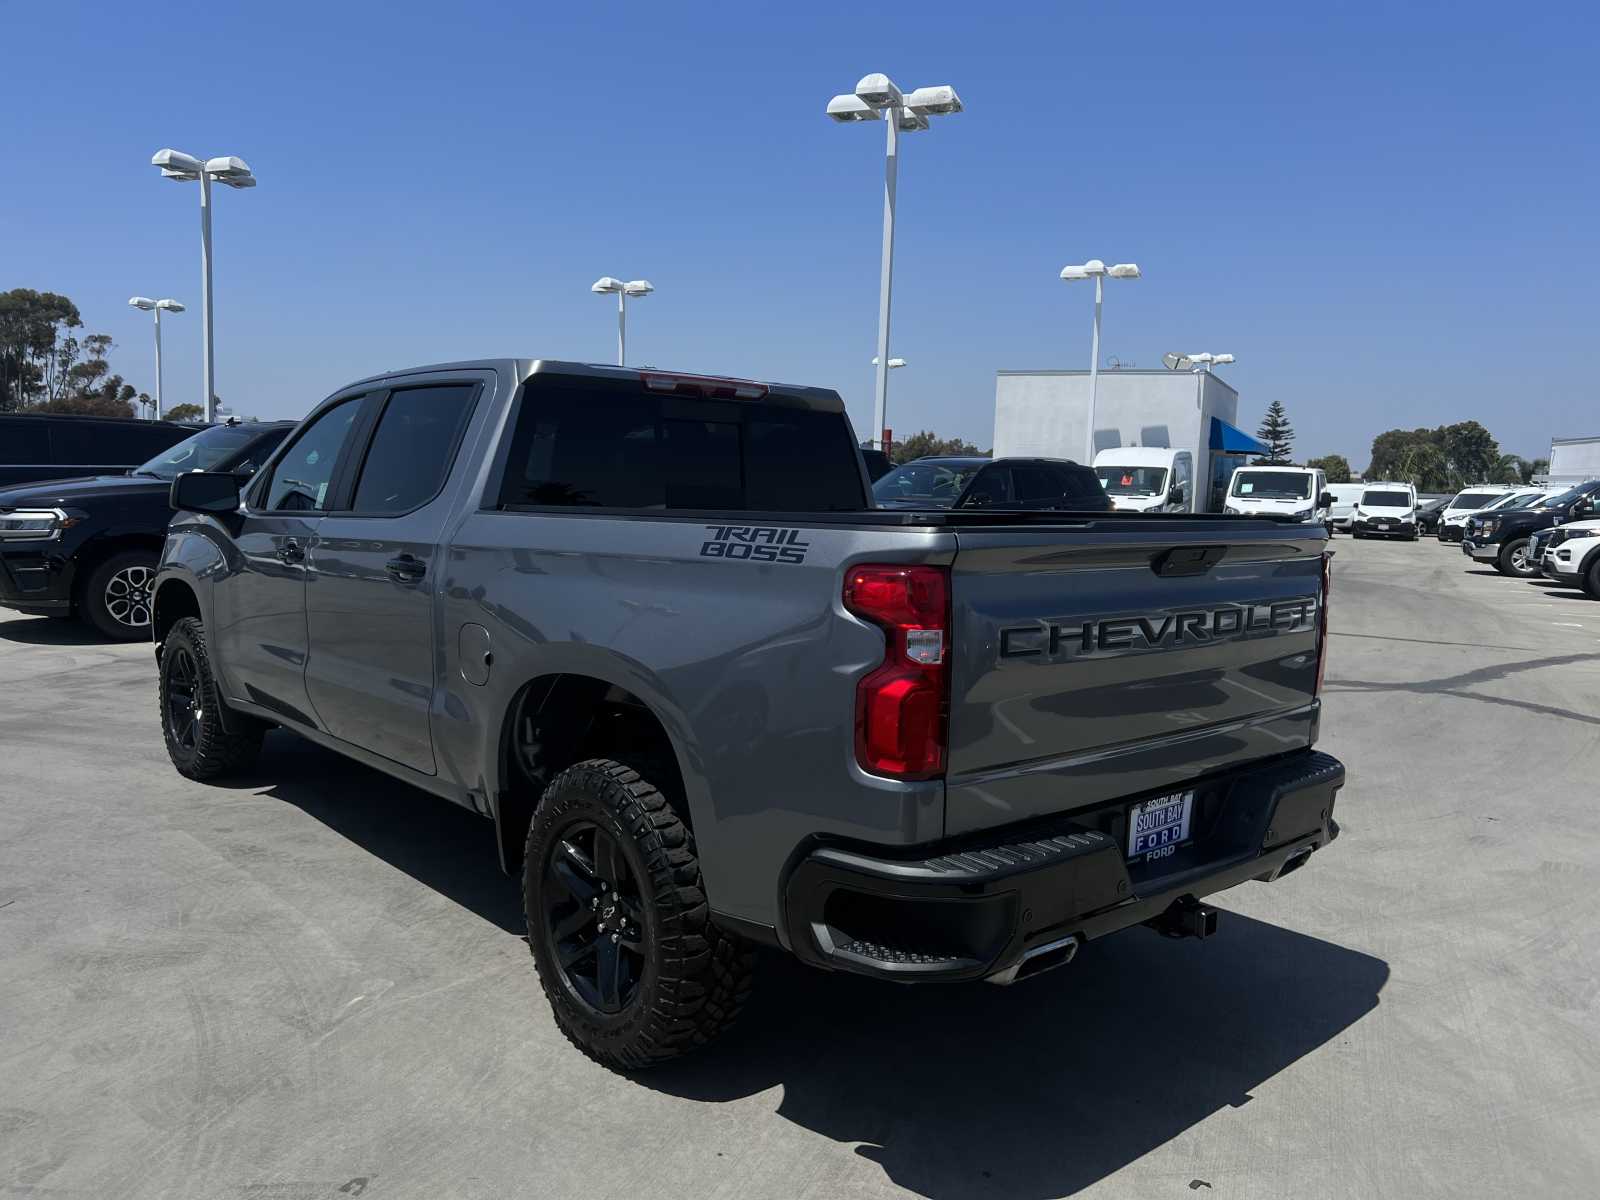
[782,749,1344,983]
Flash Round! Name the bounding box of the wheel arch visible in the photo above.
[491,671,697,876]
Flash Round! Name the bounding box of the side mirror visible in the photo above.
[171,470,241,514]
[1168,485,1185,504]
[1319,491,1334,508]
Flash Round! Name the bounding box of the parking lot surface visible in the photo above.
[2,536,1597,1199]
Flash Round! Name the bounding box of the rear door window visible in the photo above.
[349,385,478,514]
[1,419,50,463]
[499,380,864,512]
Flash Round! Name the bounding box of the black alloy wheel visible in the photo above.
[540,820,647,1014]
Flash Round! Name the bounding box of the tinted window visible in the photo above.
[262,398,361,512]
[0,419,50,463]
[350,385,477,514]
[961,466,1013,507]
[1361,490,1412,507]
[135,424,285,480]
[1447,490,1504,511]
[499,382,864,512]
[873,461,984,506]
[1015,464,1114,510]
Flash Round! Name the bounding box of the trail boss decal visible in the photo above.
[700,525,811,564]
[1000,598,1317,662]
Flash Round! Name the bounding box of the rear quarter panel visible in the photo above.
[436,511,953,928]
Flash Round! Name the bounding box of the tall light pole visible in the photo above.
[827,75,963,449]
[150,150,256,425]
[591,277,653,366]
[1060,260,1140,463]
[127,297,185,419]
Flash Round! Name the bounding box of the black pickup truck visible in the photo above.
[1462,480,1600,577]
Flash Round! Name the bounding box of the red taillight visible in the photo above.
[640,371,768,400]
[843,564,950,780]
[1315,551,1332,694]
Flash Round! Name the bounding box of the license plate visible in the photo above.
[1376,523,1390,531]
[1128,790,1194,859]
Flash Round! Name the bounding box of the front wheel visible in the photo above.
[1497,537,1538,578]
[81,550,159,640]
[524,758,753,1071]
[159,617,264,780]
[1584,557,1600,601]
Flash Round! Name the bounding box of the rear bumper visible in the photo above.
[781,749,1345,983]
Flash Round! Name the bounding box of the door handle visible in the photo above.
[278,538,304,564]
[385,554,426,583]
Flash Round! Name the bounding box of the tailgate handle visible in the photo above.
[1154,545,1227,576]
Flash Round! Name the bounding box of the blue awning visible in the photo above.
[1210,417,1268,455]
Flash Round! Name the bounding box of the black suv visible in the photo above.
[0,420,292,638]
[0,412,199,488]
[1462,479,1600,577]
[871,455,1111,511]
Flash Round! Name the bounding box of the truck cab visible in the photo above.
[1092,447,1195,513]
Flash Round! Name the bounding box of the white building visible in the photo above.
[1547,436,1600,487]
[992,368,1266,512]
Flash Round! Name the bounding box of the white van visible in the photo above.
[1092,447,1195,513]
[1327,483,1366,532]
[1224,465,1332,527]
[1350,481,1419,540]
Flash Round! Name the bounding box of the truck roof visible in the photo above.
[339,358,846,413]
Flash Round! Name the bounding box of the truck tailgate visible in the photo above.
[945,520,1326,836]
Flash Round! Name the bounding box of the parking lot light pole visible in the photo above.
[1061,260,1140,463]
[591,278,653,366]
[150,150,257,425]
[127,297,185,419]
[827,76,963,449]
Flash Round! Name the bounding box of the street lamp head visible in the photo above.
[905,85,963,116]
[871,357,908,368]
[205,156,257,188]
[623,280,654,297]
[1212,353,1234,365]
[156,299,185,312]
[854,73,903,109]
[128,296,156,310]
[1061,260,1108,280]
[1107,263,1141,279]
[895,107,930,132]
[1189,353,1214,365]
[151,148,202,179]
[591,277,625,294]
[826,94,881,122]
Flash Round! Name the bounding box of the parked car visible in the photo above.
[1222,465,1333,530]
[1462,479,1600,577]
[1414,496,1449,536]
[1091,447,1196,513]
[1536,518,1600,596]
[0,412,200,488]
[0,420,293,637]
[150,358,1342,1070]
[1326,483,1366,533]
[1436,487,1518,542]
[873,455,1110,512]
[1349,482,1419,540]
[859,447,893,482]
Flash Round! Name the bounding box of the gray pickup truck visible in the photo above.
[151,359,1344,1070]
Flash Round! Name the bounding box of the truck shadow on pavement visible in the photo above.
[235,733,1388,1200]
[643,928,1387,1199]
[0,615,110,646]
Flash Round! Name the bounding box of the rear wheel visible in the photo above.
[81,550,159,640]
[159,617,264,780]
[524,758,753,1071]
[1497,537,1537,578]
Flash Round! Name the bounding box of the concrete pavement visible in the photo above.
[1,535,1596,1199]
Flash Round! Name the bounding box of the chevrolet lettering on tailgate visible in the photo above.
[998,598,1318,662]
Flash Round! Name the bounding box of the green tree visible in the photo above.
[1367,422,1504,491]
[0,288,82,410]
[890,429,983,464]
[162,402,205,422]
[1524,457,1550,484]
[1440,420,1499,485]
[1306,454,1352,483]
[1253,400,1294,464]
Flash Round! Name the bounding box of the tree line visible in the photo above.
[0,287,173,419]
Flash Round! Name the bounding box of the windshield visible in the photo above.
[1231,470,1312,500]
[133,425,265,480]
[1096,465,1167,496]
[1446,490,1505,511]
[1538,485,1592,510]
[1361,490,1412,508]
[872,461,984,506]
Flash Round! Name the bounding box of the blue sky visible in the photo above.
[4,1,1595,466]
